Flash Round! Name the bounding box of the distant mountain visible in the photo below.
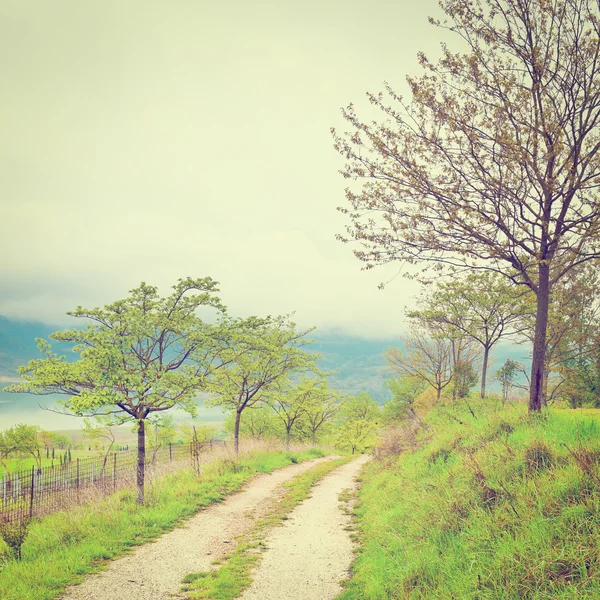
[0,316,56,374]
[309,331,396,402]
[0,316,533,427]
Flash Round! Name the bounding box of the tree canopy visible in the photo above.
[334,0,600,411]
[5,277,226,503]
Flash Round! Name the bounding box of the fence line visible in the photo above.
[0,439,225,525]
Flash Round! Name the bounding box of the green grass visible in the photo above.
[181,455,353,599]
[0,448,326,600]
[340,399,600,600]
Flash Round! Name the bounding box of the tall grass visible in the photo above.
[0,448,325,600]
[341,398,600,599]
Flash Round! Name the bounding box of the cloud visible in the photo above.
[0,0,437,338]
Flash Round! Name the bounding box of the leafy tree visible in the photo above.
[145,414,178,463]
[206,315,318,454]
[334,420,378,455]
[452,360,478,400]
[495,359,524,405]
[269,378,320,449]
[408,272,528,397]
[340,391,380,422]
[82,416,117,473]
[334,0,600,412]
[5,277,226,504]
[382,376,426,423]
[300,380,341,445]
[223,406,281,441]
[0,424,42,472]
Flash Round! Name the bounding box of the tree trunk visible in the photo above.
[530,264,550,412]
[285,429,291,450]
[481,345,489,399]
[311,431,316,446]
[234,410,241,456]
[136,419,145,505]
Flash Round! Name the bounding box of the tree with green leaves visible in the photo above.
[495,358,524,405]
[300,380,341,445]
[223,405,281,441]
[206,314,318,454]
[335,392,379,454]
[334,0,600,412]
[382,376,425,423]
[5,277,226,504]
[82,416,117,473]
[0,424,43,472]
[269,378,322,449]
[145,414,178,463]
[408,272,528,398]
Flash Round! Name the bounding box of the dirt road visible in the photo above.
[59,456,333,600]
[240,454,369,600]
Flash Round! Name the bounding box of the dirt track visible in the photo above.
[240,455,368,600]
[59,456,334,600]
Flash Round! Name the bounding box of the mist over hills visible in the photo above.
[0,316,531,429]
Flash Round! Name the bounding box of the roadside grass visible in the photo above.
[181,455,353,599]
[340,398,600,600]
[0,448,325,600]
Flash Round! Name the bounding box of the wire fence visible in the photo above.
[0,439,226,526]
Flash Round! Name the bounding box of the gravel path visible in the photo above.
[59,457,333,600]
[240,454,369,600]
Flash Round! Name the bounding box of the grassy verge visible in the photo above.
[0,448,326,600]
[181,455,353,599]
[341,399,600,599]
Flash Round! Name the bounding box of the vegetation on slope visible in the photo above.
[342,399,600,599]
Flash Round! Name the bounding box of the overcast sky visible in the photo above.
[1,0,446,339]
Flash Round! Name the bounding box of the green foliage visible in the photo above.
[340,401,600,599]
[452,360,478,400]
[0,448,326,600]
[0,517,31,561]
[341,392,379,422]
[334,419,378,455]
[0,424,42,471]
[382,377,425,423]
[495,358,524,404]
[206,315,318,452]
[4,277,225,503]
[224,406,283,440]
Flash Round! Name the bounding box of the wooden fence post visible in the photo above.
[113,452,117,491]
[76,458,80,501]
[169,443,172,462]
[29,466,35,518]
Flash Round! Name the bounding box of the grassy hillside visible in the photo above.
[343,400,600,599]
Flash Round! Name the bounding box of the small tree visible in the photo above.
[82,416,117,474]
[301,380,341,445]
[0,424,42,473]
[452,360,478,400]
[408,272,529,398]
[5,277,226,504]
[386,329,454,401]
[382,376,425,423]
[206,315,318,455]
[495,359,524,405]
[270,378,320,449]
[335,420,378,455]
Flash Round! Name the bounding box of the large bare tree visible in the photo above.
[334,0,600,411]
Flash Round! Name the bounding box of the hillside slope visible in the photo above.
[343,401,600,599]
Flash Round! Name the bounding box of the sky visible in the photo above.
[1,0,446,339]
